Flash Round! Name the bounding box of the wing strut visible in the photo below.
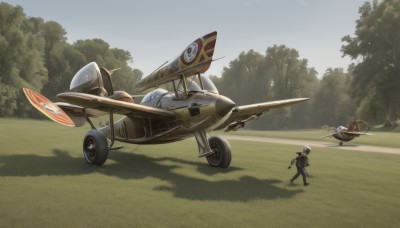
[193,130,214,157]
[85,109,96,130]
[84,109,122,151]
[109,111,115,148]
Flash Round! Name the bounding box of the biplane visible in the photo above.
[24,31,309,168]
[320,120,372,146]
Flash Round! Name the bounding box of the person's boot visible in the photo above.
[304,183,309,186]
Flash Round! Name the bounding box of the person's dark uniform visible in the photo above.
[288,146,311,186]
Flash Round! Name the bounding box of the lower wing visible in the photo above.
[320,133,335,138]
[216,98,309,132]
[23,88,176,127]
[344,131,373,136]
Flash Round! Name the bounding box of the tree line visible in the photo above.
[214,0,399,129]
[211,47,354,129]
[0,2,142,118]
[0,0,399,129]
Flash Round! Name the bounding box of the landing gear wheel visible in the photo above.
[83,130,109,166]
[206,136,232,168]
[339,141,343,146]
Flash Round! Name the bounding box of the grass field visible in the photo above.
[1,118,400,227]
[225,129,400,148]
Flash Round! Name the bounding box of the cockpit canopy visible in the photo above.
[141,88,168,105]
[184,74,219,94]
[140,75,219,107]
[70,62,108,96]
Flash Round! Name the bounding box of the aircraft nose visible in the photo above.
[216,96,236,117]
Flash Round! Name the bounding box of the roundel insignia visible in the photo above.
[184,42,199,63]
[40,102,62,114]
[23,88,75,127]
[181,39,202,65]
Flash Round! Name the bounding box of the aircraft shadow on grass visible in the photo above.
[0,149,303,201]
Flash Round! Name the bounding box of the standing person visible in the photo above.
[288,146,311,186]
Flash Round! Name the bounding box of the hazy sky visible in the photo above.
[5,0,366,77]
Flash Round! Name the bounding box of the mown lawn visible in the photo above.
[225,129,400,148]
[1,118,399,227]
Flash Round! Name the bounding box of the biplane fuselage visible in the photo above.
[320,120,371,146]
[331,132,357,142]
[105,89,235,144]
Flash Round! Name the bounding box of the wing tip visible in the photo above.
[23,88,76,127]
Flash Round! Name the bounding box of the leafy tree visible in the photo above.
[216,50,265,105]
[312,68,355,126]
[40,21,70,100]
[257,45,318,129]
[216,45,318,130]
[0,3,47,116]
[0,3,141,118]
[342,0,400,123]
[112,68,143,95]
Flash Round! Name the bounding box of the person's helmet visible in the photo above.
[303,145,311,154]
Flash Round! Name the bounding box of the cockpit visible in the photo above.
[70,62,108,96]
[140,74,219,108]
[336,126,348,132]
[141,88,169,104]
[178,74,219,94]
[69,62,133,103]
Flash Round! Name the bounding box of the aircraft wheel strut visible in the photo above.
[339,141,343,146]
[206,136,232,168]
[83,130,109,166]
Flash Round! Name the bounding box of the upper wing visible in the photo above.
[57,92,176,118]
[216,98,309,131]
[53,102,109,127]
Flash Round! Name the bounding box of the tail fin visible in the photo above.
[179,31,217,70]
[346,120,368,132]
[23,88,75,127]
[136,31,217,91]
